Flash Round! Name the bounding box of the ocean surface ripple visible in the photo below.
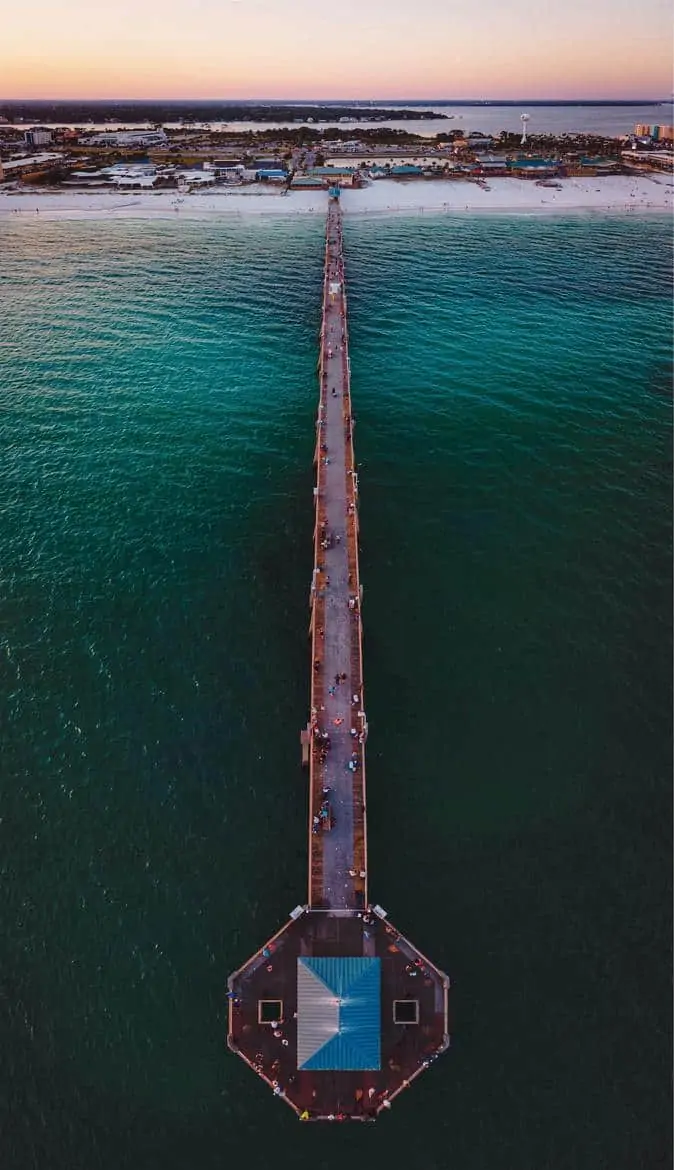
[0,213,671,1169]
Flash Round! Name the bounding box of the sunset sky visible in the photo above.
[3,0,672,100]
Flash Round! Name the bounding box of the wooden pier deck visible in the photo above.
[227,197,450,1122]
[307,198,367,912]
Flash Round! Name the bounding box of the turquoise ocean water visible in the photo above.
[1,213,671,1169]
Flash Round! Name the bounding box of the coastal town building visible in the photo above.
[507,157,559,177]
[84,129,168,148]
[465,135,494,149]
[633,123,674,142]
[0,152,64,180]
[61,159,278,189]
[97,162,158,188]
[211,162,248,182]
[290,173,326,189]
[577,156,621,173]
[326,151,447,166]
[621,149,674,171]
[65,170,115,187]
[388,164,424,176]
[255,167,287,183]
[474,153,510,174]
[24,126,53,148]
[249,157,285,169]
[176,169,215,185]
[326,154,441,169]
[307,166,357,186]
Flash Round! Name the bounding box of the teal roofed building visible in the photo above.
[297,957,381,1071]
[507,157,558,171]
[579,156,620,170]
[291,174,327,189]
[307,166,356,176]
[390,164,423,176]
[256,168,287,182]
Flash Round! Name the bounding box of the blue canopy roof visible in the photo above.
[297,957,381,1070]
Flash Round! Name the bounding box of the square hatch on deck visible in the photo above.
[258,1000,283,1024]
[297,957,381,1071]
[393,998,419,1024]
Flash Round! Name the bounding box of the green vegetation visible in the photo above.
[0,100,445,124]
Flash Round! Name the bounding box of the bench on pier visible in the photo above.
[300,726,312,767]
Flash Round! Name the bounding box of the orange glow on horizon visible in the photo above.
[2,0,672,103]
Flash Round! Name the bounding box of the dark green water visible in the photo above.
[1,214,671,1169]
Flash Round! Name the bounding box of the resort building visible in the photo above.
[85,130,168,149]
[473,153,510,174]
[255,168,288,183]
[506,157,559,177]
[0,153,64,180]
[633,124,674,142]
[210,162,245,182]
[307,165,355,175]
[326,154,438,168]
[99,163,158,188]
[176,168,215,185]
[306,166,357,187]
[326,139,362,153]
[291,174,326,189]
[621,149,674,171]
[388,164,423,176]
[209,161,258,183]
[577,156,621,173]
[24,127,53,148]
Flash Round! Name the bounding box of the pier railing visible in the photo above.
[340,265,368,900]
[307,201,368,909]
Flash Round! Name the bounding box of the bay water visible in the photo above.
[40,100,674,138]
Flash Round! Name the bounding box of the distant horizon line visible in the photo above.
[1,97,670,106]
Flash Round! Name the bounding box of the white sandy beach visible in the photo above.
[0,176,672,220]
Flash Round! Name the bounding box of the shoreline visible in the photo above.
[1,176,672,221]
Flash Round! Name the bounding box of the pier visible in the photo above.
[307,195,366,911]
[227,195,450,1122]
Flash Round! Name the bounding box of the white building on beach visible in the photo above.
[84,130,168,149]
